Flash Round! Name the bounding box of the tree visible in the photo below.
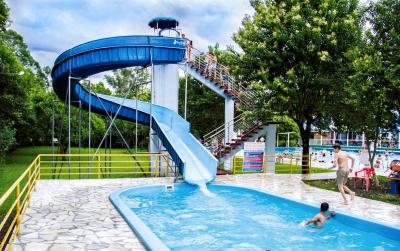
[0,0,9,32]
[337,0,400,168]
[233,0,363,173]
[3,29,44,77]
[0,33,29,158]
[0,122,15,162]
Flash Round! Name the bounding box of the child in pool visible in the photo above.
[304,202,335,227]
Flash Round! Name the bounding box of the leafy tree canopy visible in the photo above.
[334,0,400,167]
[233,0,363,172]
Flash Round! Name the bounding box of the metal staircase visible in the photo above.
[186,47,258,108]
[203,113,267,159]
[185,47,267,161]
[184,46,269,162]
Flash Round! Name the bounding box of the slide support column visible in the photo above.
[151,64,179,175]
[224,98,235,144]
[265,124,277,173]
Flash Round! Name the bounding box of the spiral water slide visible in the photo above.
[51,35,217,185]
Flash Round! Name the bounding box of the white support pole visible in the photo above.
[346,132,349,146]
[320,133,323,146]
[276,134,279,147]
[52,100,55,171]
[88,79,91,177]
[68,75,71,179]
[224,98,235,144]
[135,73,138,152]
[362,132,365,148]
[333,131,336,144]
[398,132,400,149]
[265,124,277,173]
[287,133,290,147]
[184,63,188,120]
[150,51,154,153]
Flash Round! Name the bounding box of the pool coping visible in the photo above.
[109,184,170,251]
[109,183,400,251]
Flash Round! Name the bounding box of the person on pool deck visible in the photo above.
[329,143,355,205]
[305,202,335,227]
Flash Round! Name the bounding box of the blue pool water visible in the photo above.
[111,184,400,251]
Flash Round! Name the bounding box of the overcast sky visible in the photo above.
[6,0,253,69]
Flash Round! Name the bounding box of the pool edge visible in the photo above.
[110,183,400,249]
[109,185,170,251]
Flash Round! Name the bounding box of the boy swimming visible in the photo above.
[304,202,335,227]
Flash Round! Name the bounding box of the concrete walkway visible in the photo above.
[11,174,400,251]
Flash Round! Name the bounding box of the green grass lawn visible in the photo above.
[1,146,169,241]
[303,177,400,206]
[0,146,158,197]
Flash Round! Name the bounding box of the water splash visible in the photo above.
[198,183,216,197]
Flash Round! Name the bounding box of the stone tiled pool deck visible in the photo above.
[12,174,400,251]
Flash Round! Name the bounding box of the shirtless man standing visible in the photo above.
[330,144,355,205]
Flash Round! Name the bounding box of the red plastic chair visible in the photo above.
[354,166,375,192]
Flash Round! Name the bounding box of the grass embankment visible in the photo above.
[304,177,400,206]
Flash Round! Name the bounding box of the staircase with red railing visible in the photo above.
[185,46,265,160]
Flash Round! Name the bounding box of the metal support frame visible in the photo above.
[52,98,83,178]
[149,49,154,152]
[184,63,188,119]
[67,75,85,178]
[93,80,136,155]
[135,73,139,152]
[89,88,145,174]
[52,100,55,171]
[88,78,91,177]
[68,74,71,179]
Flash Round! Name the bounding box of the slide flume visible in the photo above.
[51,35,217,185]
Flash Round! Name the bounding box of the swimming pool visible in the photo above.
[110,184,400,250]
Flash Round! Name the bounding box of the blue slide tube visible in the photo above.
[51,35,217,185]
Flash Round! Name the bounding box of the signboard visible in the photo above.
[243,142,265,172]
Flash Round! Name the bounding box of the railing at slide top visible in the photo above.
[203,113,262,157]
[232,154,323,175]
[186,47,258,108]
[0,153,178,250]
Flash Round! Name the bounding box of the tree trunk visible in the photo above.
[297,119,312,174]
[366,132,380,186]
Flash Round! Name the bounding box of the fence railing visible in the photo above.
[0,156,40,251]
[0,153,178,250]
[39,153,177,179]
[187,47,258,108]
[203,113,262,157]
[232,154,332,175]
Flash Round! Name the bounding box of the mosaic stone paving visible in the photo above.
[11,174,400,250]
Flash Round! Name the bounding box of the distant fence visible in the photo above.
[232,154,332,174]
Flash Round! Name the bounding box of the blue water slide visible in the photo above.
[51,35,217,185]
